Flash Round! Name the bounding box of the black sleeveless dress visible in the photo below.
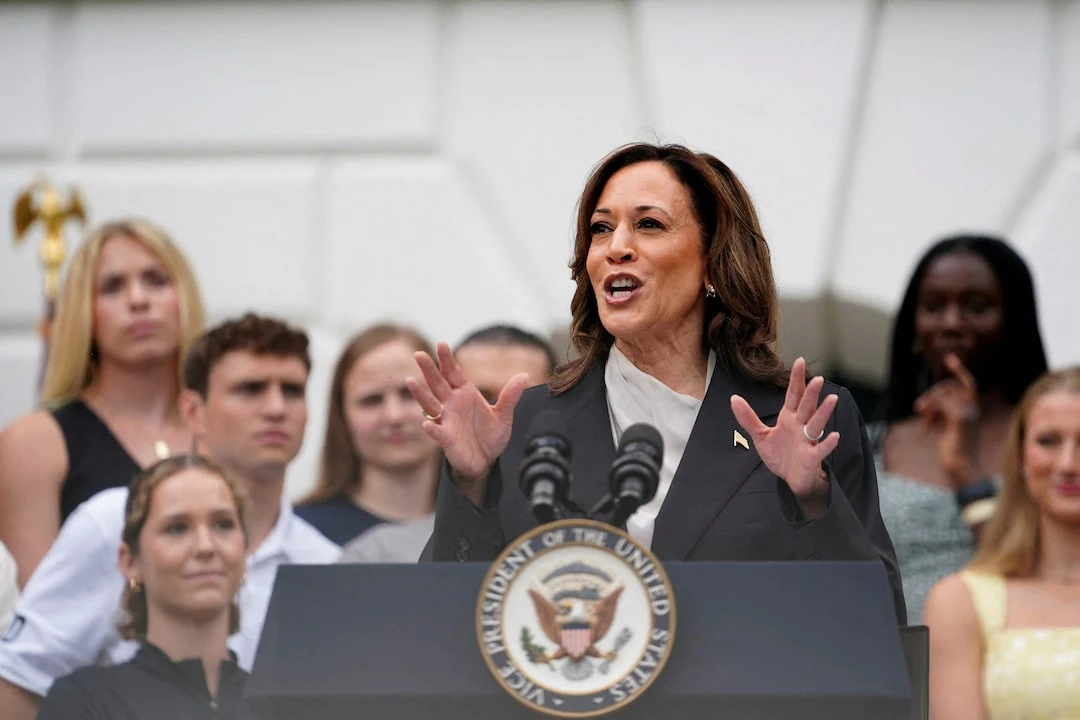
[51,401,141,521]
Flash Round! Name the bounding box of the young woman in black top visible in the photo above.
[0,218,206,587]
[37,454,249,719]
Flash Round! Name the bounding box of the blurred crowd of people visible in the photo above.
[0,141,1075,720]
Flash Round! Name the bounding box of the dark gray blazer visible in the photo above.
[425,361,907,625]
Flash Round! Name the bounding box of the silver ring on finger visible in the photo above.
[803,424,825,444]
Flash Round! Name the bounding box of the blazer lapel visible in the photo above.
[650,367,785,560]
[554,364,617,514]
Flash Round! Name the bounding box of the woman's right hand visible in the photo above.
[407,342,529,502]
[914,353,982,489]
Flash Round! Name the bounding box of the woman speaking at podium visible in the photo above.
[408,142,905,624]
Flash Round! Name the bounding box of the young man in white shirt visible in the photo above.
[0,313,340,720]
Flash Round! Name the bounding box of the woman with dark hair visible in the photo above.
[409,142,905,622]
[296,324,442,546]
[36,455,249,719]
[872,235,1049,621]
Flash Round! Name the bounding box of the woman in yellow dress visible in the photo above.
[925,366,1080,720]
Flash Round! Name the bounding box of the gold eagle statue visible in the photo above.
[13,179,87,300]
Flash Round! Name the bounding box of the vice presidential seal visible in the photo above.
[476,519,676,717]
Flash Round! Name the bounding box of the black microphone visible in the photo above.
[518,411,572,525]
[610,424,664,528]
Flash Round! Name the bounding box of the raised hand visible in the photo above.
[914,353,980,487]
[406,342,529,497]
[730,357,840,502]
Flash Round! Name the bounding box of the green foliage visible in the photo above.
[520,627,553,669]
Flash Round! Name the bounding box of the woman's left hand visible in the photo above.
[730,357,840,507]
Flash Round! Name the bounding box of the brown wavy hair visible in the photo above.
[300,324,438,506]
[970,366,1080,578]
[550,143,787,393]
[118,454,248,639]
[183,313,311,398]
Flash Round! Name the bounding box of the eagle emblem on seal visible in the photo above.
[521,561,632,682]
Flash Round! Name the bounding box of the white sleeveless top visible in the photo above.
[603,345,716,548]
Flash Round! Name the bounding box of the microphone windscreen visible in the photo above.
[617,423,663,456]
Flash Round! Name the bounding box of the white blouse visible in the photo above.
[604,345,716,548]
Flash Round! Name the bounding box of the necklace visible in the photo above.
[80,395,174,462]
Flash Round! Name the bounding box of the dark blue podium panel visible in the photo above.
[247,562,912,720]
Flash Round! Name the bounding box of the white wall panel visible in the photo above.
[0,6,54,153]
[836,0,1052,311]
[1011,153,1080,370]
[71,2,439,152]
[1059,1,1080,146]
[636,0,873,298]
[444,0,639,318]
[72,161,322,320]
[322,157,553,349]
